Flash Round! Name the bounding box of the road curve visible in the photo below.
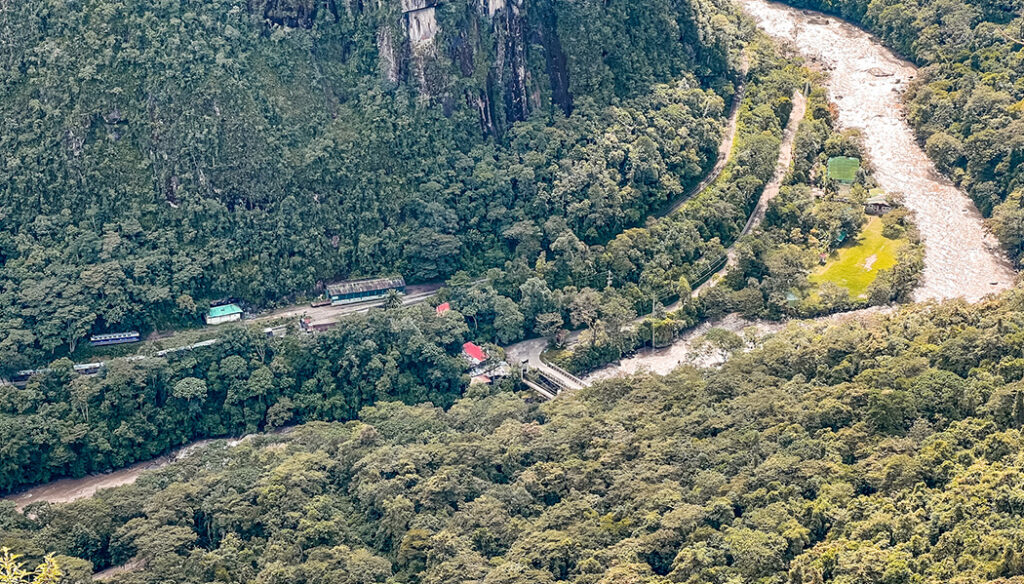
[739,0,1016,302]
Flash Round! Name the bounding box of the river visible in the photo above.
[740,0,1015,302]
[588,0,1017,381]
[6,0,1018,513]
[2,431,282,511]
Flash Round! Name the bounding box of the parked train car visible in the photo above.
[90,331,141,347]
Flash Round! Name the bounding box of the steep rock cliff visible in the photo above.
[253,0,731,135]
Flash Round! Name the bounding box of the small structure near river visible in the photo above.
[864,190,893,215]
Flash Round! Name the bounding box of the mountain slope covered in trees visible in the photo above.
[0,0,739,366]
[10,293,1024,582]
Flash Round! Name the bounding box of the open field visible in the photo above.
[809,217,901,297]
[740,0,1014,302]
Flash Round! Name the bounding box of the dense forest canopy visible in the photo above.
[11,293,1024,582]
[0,0,740,365]
[0,0,927,493]
[0,303,476,493]
[5,0,1013,582]
[0,37,872,495]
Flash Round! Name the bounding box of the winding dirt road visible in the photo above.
[689,89,807,299]
[664,54,750,216]
[589,0,1020,381]
[740,0,1015,302]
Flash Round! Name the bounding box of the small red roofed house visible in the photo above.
[462,342,488,365]
[436,302,451,315]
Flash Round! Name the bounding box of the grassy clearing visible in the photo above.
[809,216,904,297]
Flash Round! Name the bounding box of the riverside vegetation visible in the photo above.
[9,294,1024,583]
[0,41,918,494]
[776,0,1024,262]
[2,0,1007,582]
[0,0,735,369]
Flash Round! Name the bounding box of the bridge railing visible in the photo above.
[541,360,585,387]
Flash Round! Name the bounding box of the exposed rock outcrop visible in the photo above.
[249,0,720,137]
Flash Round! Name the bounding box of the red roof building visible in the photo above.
[436,302,451,315]
[462,342,488,365]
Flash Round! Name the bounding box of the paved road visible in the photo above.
[505,337,587,392]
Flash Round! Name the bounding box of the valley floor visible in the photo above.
[5,0,1019,521]
[739,0,1016,302]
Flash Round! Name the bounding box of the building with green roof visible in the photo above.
[206,303,243,325]
[827,156,860,184]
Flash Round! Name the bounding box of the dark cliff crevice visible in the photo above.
[533,2,571,115]
[251,0,338,28]
[499,4,530,124]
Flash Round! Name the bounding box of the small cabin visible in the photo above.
[206,304,242,325]
[300,316,337,333]
[90,331,141,347]
[327,277,405,306]
[864,192,893,215]
[436,302,451,315]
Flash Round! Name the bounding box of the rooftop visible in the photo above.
[327,276,405,297]
[462,342,488,363]
[436,302,451,315]
[207,304,242,318]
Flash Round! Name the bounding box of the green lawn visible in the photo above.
[810,217,903,297]
[827,156,860,184]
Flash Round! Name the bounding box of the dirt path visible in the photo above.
[738,0,1016,302]
[591,0,1021,383]
[689,88,808,299]
[742,89,807,237]
[665,54,750,216]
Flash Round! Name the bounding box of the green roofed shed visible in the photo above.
[827,156,860,184]
[206,303,243,325]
